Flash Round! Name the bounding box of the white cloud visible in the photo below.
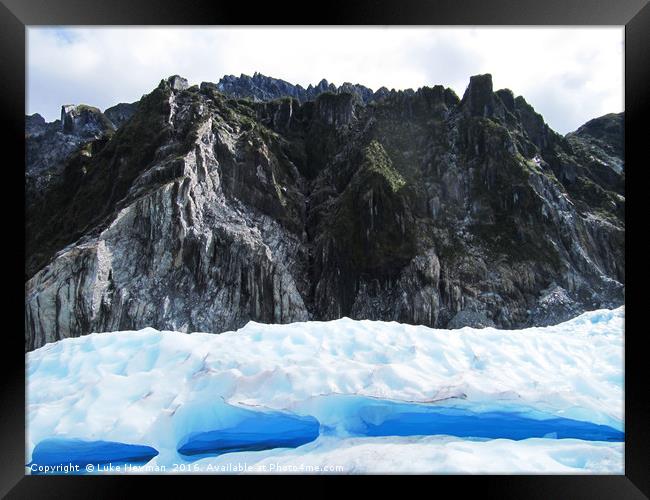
[27,26,623,134]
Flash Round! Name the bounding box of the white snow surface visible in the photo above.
[183,436,622,474]
[26,307,624,473]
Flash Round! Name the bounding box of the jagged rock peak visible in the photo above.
[565,112,624,174]
[60,104,115,137]
[216,73,303,101]
[26,113,46,126]
[25,113,48,136]
[161,75,189,92]
[568,112,624,157]
[459,73,496,117]
[214,72,376,104]
[495,88,516,112]
[314,91,358,126]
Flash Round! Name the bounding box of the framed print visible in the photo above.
[1,0,648,497]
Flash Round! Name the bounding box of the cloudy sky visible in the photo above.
[27,27,623,134]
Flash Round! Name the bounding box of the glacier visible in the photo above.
[26,307,624,474]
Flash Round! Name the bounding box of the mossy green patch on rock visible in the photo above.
[75,104,101,113]
[361,140,406,192]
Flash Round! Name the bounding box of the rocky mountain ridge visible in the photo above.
[215,72,380,104]
[25,73,624,350]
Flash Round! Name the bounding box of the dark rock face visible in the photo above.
[25,73,625,350]
[459,74,497,117]
[568,112,623,162]
[565,112,624,203]
[26,104,117,279]
[26,106,115,183]
[104,102,138,129]
[25,113,47,136]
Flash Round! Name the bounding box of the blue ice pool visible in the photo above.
[357,405,624,441]
[28,438,159,473]
[177,411,321,457]
[327,396,624,441]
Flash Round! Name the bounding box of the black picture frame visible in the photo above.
[2,0,648,497]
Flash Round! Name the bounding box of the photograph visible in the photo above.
[22,25,627,476]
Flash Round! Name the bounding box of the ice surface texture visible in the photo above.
[26,307,624,473]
